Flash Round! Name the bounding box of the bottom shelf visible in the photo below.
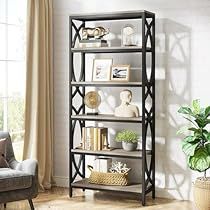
[71,178,142,194]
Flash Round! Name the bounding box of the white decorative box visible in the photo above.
[94,158,112,173]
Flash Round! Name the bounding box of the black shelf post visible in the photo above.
[69,16,73,197]
[81,21,86,187]
[152,14,156,199]
[141,11,146,206]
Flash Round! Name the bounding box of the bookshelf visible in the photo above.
[69,10,155,206]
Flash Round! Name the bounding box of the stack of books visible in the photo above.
[82,127,108,151]
[78,39,108,48]
[94,158,112,172]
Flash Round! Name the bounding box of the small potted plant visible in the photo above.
[178,99,210,210]
[115,129,138,151]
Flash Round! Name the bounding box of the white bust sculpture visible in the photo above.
[114,89,140,117]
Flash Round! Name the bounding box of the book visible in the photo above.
[78,39,108,48]
[99,158,112,172]
[82,127,86,150]
[78,42,108,48]
[94,158,100,172]
[94,158,112,172]
[97,129,102,150]
[85,127,94,150]
[93,128,98,151]
[82,127,108,150]
[79,39,107,43]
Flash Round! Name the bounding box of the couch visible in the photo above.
[0,132,38,210]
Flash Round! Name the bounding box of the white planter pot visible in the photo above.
[122,141,137,151]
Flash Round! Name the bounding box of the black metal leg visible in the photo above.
[28,199,35,210]
[152,186,155,199]
[4,203,6,208]
[69,187,73,197]
[142,194,146,206]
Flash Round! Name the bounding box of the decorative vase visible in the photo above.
[193,177,210,210]
[122,141,137,151]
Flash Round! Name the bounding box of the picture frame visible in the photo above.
[92,58,113,81]
[110,65,130,81]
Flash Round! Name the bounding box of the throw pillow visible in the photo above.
[0,138,9,168]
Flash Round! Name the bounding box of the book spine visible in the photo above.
[93,128,98,151]
[99,158,112,172]
[97,128,102,150]
[94,158,100,172]
[86,127,94,150]
[90,127,94,150]
[79,43,108,48]
[79,39,107,43]
[82,127,86,150]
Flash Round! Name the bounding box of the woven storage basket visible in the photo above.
[193,177,210,210]
[88,165,130,186]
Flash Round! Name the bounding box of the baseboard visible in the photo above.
[53,176,69,187]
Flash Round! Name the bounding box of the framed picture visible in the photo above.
[92,59,113,81]
[110,65,130,81]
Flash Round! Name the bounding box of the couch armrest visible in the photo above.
[16,159,38,176]
[8,158,20,169]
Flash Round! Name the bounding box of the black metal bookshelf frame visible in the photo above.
[69,10,155,206]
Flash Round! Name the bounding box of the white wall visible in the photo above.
[53,0,210,200]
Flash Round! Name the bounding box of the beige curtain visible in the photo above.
[23,0,53,190]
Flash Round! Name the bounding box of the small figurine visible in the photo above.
[114,89,140,117]
[82,26,109,40]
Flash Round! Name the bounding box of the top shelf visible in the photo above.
[69,10,155,21]
[71,46,151,53]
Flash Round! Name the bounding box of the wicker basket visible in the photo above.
[88,165,130,186]
[193,177,210,210]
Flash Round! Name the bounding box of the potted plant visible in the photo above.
[178,99,210,210]
[115,130,138,151]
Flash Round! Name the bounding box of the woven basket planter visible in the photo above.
[88,165,130,186]
[193,177,210,210]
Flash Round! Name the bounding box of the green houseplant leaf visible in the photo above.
[188,127,200,133]
[205,106,210,117]
[206,143,210,155]
[178,106,193,115]
[192,99,200,115]
[182,135,199,143]
[181,141,199,156]
[188,148,210,172]
[176,126,188,135]
[203,132,210,142]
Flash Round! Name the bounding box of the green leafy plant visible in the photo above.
[115,130,139,143]
[178,99,210,178]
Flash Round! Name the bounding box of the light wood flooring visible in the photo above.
[0,187,196,210]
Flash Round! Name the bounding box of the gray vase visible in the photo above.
[122,141,137,151]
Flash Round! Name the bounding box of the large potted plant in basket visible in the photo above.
[178,99,210,210]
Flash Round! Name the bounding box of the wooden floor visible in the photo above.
[0,187,196,210]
